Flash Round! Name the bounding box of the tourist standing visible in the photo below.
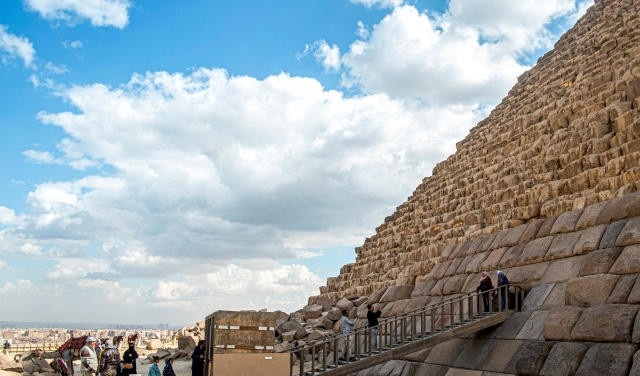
[80,337,99,376]
[147,357,160,376]
[191,340,205,376]
[98,339,120,376]
[3,340,9,354]
[340,310,357,361]
[497,270,510,310]
[162,358,176,376]
[122,343,138,376]
[476,271,494,312]
[366,304,382,352]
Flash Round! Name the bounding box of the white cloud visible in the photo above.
[45,62,69,74]
[63,40,84,49]
[25,0,131,28]
[304,40,341,72]
[350,0,404,9]
[0,24,35,67]
[0,207,16,225]
[23,149,57,164]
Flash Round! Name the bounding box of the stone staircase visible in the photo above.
[289,285,524,376]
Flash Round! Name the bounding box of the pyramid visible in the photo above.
[311,0,640,302]
[303,0,640,373]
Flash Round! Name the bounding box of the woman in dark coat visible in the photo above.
[191,341,205,376]
[122,343,139,376]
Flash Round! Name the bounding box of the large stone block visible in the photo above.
[494,312,532,340]
[539,342,590,376]
[452,339,495,370]
[543,305,583,340]
[481,247,507,271]
[504,340,554,376]
[550,209,583,234]
[541,255,585,284]
[380,285,414,302]
[572,224,607,255]
[579,247,622,276]
[515,310,548,340]
[599,219,628,248]
[522,283,555,311]
[571,304,639,342]
[565,274,619,306]
[545,232,580,260]
[368,287,388,304]
[607,273,637,303]
[521,236,553,264]
[615,216,640,247]
[628,275,640,304]
[575,201,606,230]
[480,339,524,373]
[575,343,638,376]
[609,244,640,274]
[411,280,436,297]
[425,338,469,365]
[503,263,548,287]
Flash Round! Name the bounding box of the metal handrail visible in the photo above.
[288,284,524,376]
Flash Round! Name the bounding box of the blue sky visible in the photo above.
[0,0,592,326]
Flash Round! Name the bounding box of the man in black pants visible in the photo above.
[476,271,494,312]
[367,304,382,352]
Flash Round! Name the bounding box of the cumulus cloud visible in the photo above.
[0,25,35,67]
[336,1,591,105]
[24,0,131,28]
[63,40,84,49]
[303,40,341,72]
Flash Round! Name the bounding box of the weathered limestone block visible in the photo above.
[380,285,414,302]
[572,224,607,254]
[480,339,525,373]
[575,201,606,230]
[503,263,548,287]
[452,339,495,371]
[520,219,545,242]
[575,343,638,376]
[543,305,583,340]
[599,219,628,248]
[545,232,581,260]
[565,274,619,306]
[411,280,436,297]
[550,209,583,234]
[480,247,507,271]
[325,308,341,321]
[335,298,354,312]
[522,283,554,311]
[302,304,323,320]
[579,247,622,276]
[491,224,527,249]
[606,273,637,303]
[629,350,640,376]
[520,236,553,264]
[615,216,640,247]
[536,217,558,238]
[499,245,525,268]
[464,252,489,273]
[597,192,640,224]
[505,340,554,376]
[442,275,467,295]
[609,244,640,274]
[627,275,640,304]
[368,287,388,304]
[494,312,532,340]
[424,338,469,365]
[571,304,639,342]
[515,310,548,340]
[539,342,590,376]
[542,256,586,284]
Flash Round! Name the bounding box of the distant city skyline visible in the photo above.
[0,0,593,325]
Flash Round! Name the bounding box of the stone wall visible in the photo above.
[348,190,640,375]
[312,0,640,303]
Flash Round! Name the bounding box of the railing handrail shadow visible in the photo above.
[288,284,524,376]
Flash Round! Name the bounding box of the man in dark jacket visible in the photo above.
[366,304,382,352]
[476,271,494,312]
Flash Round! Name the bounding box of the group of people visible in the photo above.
[77,337,176,376]
[339,303,382,361]
[476,270,510,311]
